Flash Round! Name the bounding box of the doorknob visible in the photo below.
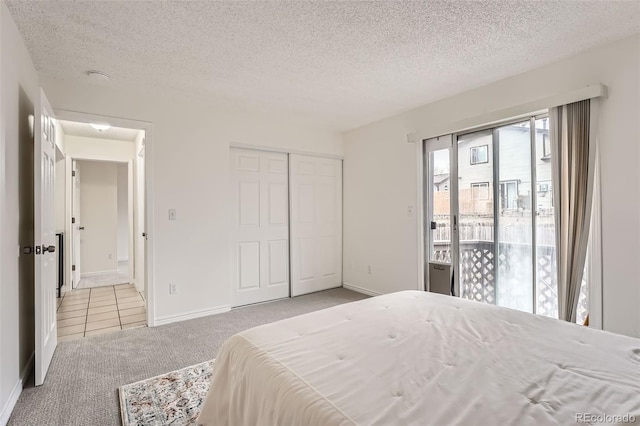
[42,245,56,253]
[79,226,85,230]
[23,246,34,255]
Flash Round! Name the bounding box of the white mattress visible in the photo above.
[198,291,640,425]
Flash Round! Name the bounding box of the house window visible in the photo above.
[470,145,488,165]
[471,182,489,200]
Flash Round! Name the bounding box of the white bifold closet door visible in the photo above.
[289,154,342,296]
[230,148,290,307]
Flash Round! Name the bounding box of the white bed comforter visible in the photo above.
[198,291,640,425]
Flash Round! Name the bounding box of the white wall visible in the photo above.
[64,135,134,161]
[40,74,343,325]
[343,34,640,338]
[0,2,40,422]
[78,161,119,274]
[117,163,128,262]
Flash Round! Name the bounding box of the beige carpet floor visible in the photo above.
[8,288,368,426]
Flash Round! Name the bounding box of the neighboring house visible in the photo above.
[433,173,450,192]
[457,120,553,215]
[432,120,553,218]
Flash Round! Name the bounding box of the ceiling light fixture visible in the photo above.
[86,70,110,83]
[90,123,111,132]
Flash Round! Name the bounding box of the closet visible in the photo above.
[229,148,342,307]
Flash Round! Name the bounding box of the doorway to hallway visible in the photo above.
[53,119,148,341]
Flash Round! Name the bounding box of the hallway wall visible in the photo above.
[78,161,118,275]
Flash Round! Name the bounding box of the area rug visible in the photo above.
[119,360,215,426]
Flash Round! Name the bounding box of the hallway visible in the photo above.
[56,284,146,341]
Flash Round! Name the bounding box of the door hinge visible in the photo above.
[72,265,76,271]
[72,170,76,177]
[72,217,76,224]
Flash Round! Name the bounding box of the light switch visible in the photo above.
[169,209,177,220]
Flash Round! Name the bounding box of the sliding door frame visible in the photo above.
[529,116,539,314]
[450,135,460,297]
[422,136,454,292]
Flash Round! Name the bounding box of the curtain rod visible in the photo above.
[416,84,607,143]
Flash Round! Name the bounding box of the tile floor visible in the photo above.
[57,284,147,342]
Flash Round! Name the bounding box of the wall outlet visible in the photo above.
[367,265,373,274]
[169,209,177,221]
[169,283,177,294]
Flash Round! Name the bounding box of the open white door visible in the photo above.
[289,155,342,296]
[71,160,81,288]
[34,89,58,386]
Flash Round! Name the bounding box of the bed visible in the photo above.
[198,291,640,425]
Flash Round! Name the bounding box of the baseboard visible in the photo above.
[0,379,21,426]
[154,305,231,326]
[342,282,383,297]
[0,351,34,425]
[80,269,119,278]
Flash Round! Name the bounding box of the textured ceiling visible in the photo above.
[59,120,139,142]
[6,1,640,131]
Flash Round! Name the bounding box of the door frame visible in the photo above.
[70,159,80,288]
[55,110,156,326]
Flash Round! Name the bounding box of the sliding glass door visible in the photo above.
[424,136,453,264]
[448,117,548,314]
[424,115,590,320]
[455,130,496,304]
[495,122,533,312]
[454,120,537,312]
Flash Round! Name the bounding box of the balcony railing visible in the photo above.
[432,241,588,321]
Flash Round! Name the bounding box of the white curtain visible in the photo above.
[550,99,595,322]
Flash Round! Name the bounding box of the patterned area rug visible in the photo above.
[119,360,215,426]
